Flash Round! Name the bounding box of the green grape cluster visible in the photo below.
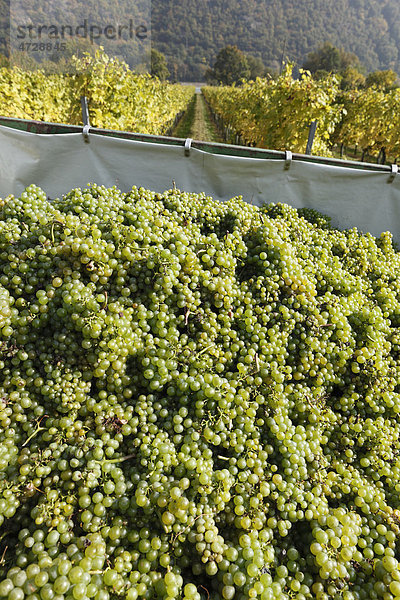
[1,184,400,600]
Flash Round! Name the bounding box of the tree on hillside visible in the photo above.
[340,66,366,90]
[303,42,360,77]
[246,55,269,80]
[206,45,250,85]
[151,49,170,81]
[365,69,399,91]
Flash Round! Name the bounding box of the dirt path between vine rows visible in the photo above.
[172,92,223,143]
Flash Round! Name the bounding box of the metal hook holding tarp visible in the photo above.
[81,96,91,143]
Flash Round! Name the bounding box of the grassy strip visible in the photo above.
[171,95,197,138]
[198,93,224,143]
[172,93,224,143]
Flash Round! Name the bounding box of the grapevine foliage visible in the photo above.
[0,186,400,599]
[334,86,400,159]
[203,66,343,156]
[203,67,400,159]
[0,51,194,135]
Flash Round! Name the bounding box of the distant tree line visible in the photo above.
[204,42,399,91]
[303,42,398,91]
[205,45,269,85]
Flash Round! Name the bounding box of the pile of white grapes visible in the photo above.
[1,184,400,600]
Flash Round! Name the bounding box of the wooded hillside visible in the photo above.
[1,0,400,81]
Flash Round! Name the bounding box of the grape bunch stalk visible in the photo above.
[0,184,400,600]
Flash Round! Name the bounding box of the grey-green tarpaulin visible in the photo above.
[0,124,399,241]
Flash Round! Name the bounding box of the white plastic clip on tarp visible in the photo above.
[284,150,293,170]
[388,163,398,184]
[80,96,91,144]
[184,138,193,157]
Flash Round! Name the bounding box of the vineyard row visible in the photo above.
[203,66,400,161]
[0,51,194,137]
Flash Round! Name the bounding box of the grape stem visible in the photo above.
[51,219,64,243]
[171,513,210,547]
[22,415,48,447]
[102,291,108,310]
[0,545,7,568]
[200,585,210,600]
[195,344,215,357]
[95,453,136,466]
